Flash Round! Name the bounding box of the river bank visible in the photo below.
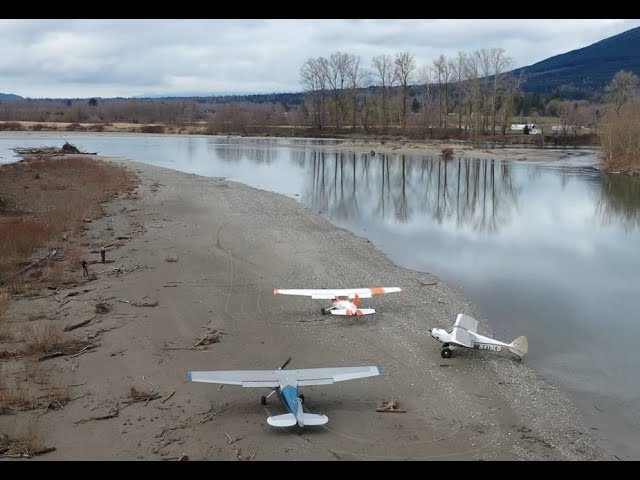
[0,152,612,460]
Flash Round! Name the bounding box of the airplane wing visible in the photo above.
[187,366,383,388]
[274,287,401,300]
[283,366,383,386]
[187,370,280,388]
[450,314,479,348]
[454,314,479,333]
[330,308,376,316]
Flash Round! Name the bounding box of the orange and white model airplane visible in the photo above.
[273,287,401,316]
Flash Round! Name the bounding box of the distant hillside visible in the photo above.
[130,92,305,106]
[0,92,23,101]
[512,27,640,99]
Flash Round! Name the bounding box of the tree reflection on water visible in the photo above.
[304,151,521,234]
[597,173,640,231]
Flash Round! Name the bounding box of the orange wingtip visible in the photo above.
[369,287,402,295]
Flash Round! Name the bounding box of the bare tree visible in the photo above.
[417,64,436,135]
[475,49,492,133]
[300,57,327,130]
[464,53,482,137]
[318,52,351,131]
[347,55,369,131]
[394,51,416,134]
[449,52,467,131]
[361,96,378,134]
[500,72,524,135]
[372,54,395,133]
[433,55,451,129]
[490,48,512,134]
[606,70,640,117]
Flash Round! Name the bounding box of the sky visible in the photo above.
[1,19,639,99]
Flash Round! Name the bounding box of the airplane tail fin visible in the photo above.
[509,336,528,357]
[353,293,360,307]
[267,413,297,427]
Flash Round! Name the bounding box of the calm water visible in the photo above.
[2,132,639,458]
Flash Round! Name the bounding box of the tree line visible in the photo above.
[299,48,522,137]
[0,55,637,149]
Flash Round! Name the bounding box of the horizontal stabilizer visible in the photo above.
[267,413,297,427]
[509,336,528,357]
[300,413,329,426]
[330,308,375,316]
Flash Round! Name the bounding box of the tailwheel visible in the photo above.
[441,347,453,359]
[299,394,305,404]
[261,395,267,406]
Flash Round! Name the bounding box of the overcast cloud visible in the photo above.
[1,19,639,99]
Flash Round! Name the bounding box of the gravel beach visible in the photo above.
[1,156,611,460]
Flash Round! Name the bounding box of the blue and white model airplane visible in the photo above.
[187,358,383,427]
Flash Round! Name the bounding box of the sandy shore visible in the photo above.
[333,139,600,163]
[1,155,612,460]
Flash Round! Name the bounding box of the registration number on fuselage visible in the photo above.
[477,344,502,352]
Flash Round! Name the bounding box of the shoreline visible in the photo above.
[1,153,613,460]
[0,129,603,168]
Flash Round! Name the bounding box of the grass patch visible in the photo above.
[27,309,49,321]
[0,368,39,413]
[127,386,160,404]
[0,322,91,359]
[0,357,72,417]
[22,322,91,356]
[0,155,139,293]
[0,321,14,342]
[0,420,46,458]
[0,289,9,317]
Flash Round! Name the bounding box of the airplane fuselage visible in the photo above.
[277,384,300,417]
[331,297,357,314]
[431,328,512,351]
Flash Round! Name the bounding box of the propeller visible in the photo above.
[279,356,292,370]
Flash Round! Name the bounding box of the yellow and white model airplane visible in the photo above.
[274,287,402,316]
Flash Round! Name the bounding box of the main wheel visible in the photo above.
[321,308,326,315]
[299,394,305,404]
[441,347,453,359]
[261,395,267,406]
